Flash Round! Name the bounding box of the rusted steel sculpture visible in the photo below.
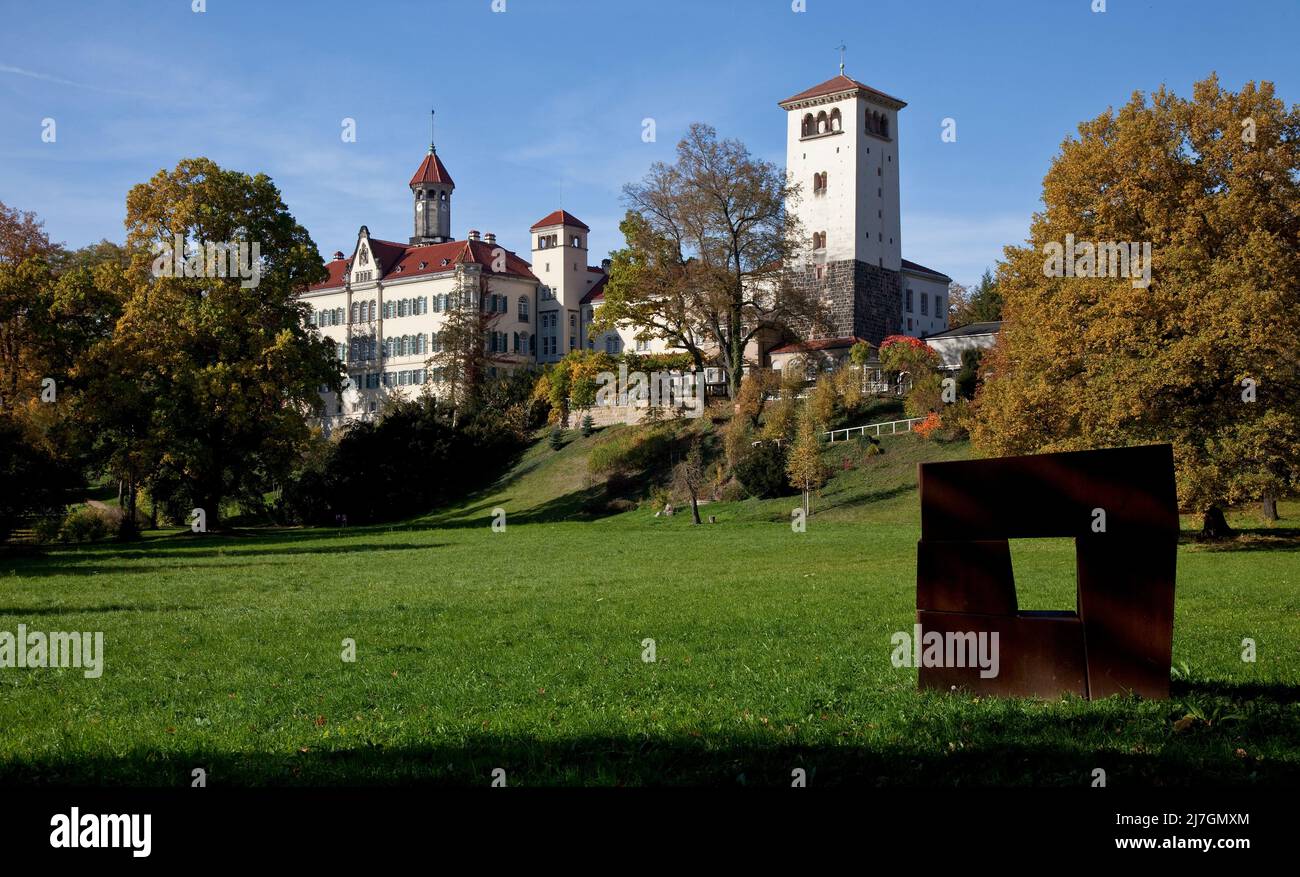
[916,444,1178,699]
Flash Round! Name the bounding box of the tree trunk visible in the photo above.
[118,476,140,540]
[1261,492,1278,522]
[690,494,701,525]
[1200,506,1234,540]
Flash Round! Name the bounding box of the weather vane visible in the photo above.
[836,43,846,75]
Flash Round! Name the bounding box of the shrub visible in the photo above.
[59,507,111,543]
[587,425,674,476]
[581,414,594,437]
[734,441,790,499]
[549,426,564,451]
[280,396,526,525]
[913,411,943,439]
[32,515,64,544]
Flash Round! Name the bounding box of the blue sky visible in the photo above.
[1,0,1295,287]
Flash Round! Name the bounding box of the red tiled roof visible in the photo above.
[531,209,589,231]
[779,74,905,108]
[580,274,608,304]
[409,149,455,188]
[308,258,350,291]
[768,336,869,355]
[307,237,538,290]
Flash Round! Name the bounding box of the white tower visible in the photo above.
[777,68,907,343]
[530,210,589,360]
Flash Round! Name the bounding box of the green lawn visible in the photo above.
[2,432,1297,786]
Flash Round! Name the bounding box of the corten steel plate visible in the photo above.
[917,610,1088,698]
[915,444,1178,700]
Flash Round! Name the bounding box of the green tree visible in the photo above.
[672,435,707,524]
[428,270,501,427]
[950,269,1002,327]
[973,75,1300,536]
[116,157,341,529]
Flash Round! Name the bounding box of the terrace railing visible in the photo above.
[825,416,927,443]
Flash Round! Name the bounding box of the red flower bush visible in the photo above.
[913,411,942,439]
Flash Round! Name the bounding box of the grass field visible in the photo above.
[2,431,1298,786]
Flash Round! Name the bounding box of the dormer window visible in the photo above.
[418,261,427,270]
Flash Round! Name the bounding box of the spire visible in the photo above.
[836,42,846,76]
[429,108,436,154]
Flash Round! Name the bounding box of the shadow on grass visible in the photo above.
[3,732,1295,787]
[428,484,620,529]
[1,540,448,577]
[0,603,208,616]
[1174,679,1300,704]
[1180,527,1300,553]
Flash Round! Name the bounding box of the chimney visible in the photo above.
[601,258,612,273]
[484,232,497,245]
[468,229,481,242]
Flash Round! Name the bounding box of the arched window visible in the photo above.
[830,108,842,131]
[350,302,359,323]
[880,115,889,137]
[822,171,829,192]
[816,111,828,134]
[802,113,814,137]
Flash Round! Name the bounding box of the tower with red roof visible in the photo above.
[409,125,455,245]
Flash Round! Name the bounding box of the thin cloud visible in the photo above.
[0,62,158,99]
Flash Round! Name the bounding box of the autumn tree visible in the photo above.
[973,75,1300,536]
[880,335,943,417]
[786,403,829,519]
[595,123,819,396]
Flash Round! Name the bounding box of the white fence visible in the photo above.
[825,416,927,443]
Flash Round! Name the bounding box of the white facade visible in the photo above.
[901,263,952,338]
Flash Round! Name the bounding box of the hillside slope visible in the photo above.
[428,418,970,529]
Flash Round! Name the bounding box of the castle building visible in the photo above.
[301,71,950,424]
